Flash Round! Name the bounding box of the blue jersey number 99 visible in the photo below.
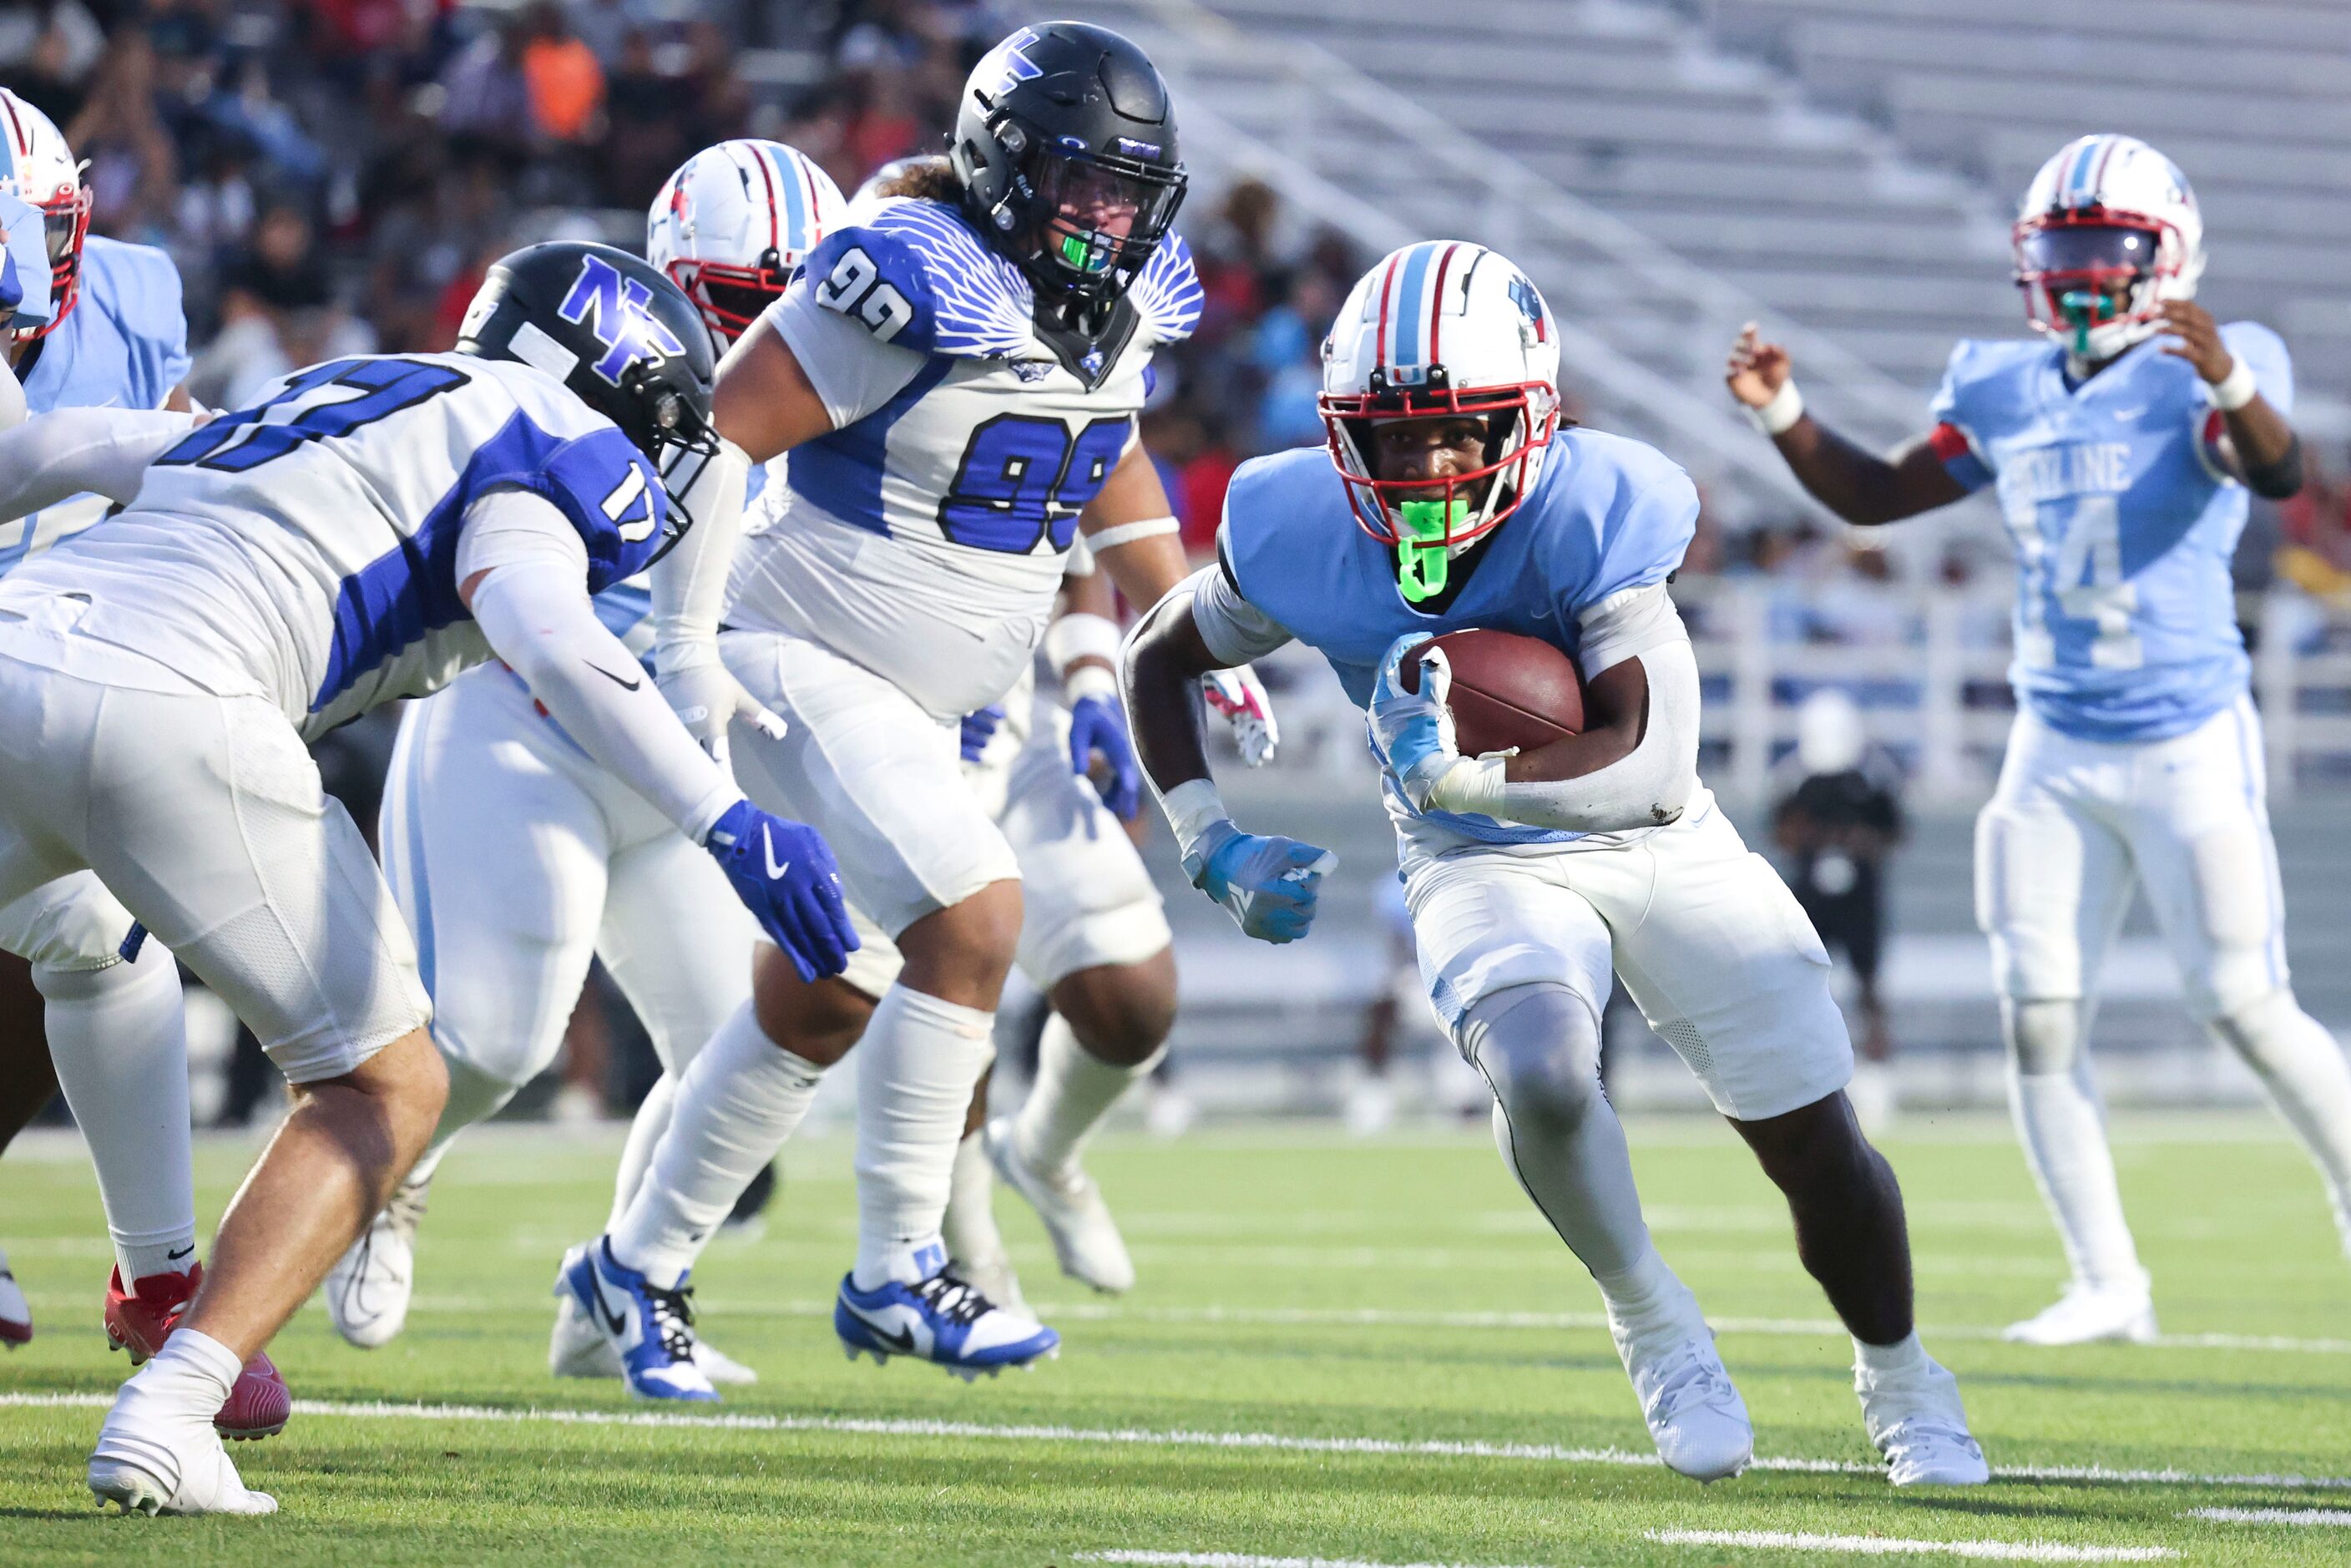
[939,414,1132,554]
[159,357,472,473]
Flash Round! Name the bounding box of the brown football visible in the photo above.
[1400,628,1585,756]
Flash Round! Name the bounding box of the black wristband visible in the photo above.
[2243,433,2304,500]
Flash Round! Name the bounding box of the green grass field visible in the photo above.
[3,1113,2349,1565]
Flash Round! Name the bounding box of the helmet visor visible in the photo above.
[1029,151,1182,290]
[2016,222,2161,280]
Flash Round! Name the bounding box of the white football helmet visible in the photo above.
[1319,241,1561,579]
[0,87,89,340]
[2013,134,2203,362]
[646,139,844,348]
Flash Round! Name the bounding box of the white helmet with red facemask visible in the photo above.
[0,88,91,341]
[646,139,844,351]
[2014,134,2204,364]
[1319,241,1561,604]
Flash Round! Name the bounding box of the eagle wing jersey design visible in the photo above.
[41,352,662,741]
[741,198,1198,720]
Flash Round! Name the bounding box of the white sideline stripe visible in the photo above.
[4,1392,2348,1493]
[1077,1553,1540,1568]
[1646,1531,2172,1561]
[2187,1507,2351,1526]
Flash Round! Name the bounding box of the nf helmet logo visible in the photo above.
[558,254,688,385]
[1506,274,1549,344]
[982,27,1044,98]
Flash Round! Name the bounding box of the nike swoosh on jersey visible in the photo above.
[840,1303,918,1353]
[587,659,644,692]
[762,826,790,881]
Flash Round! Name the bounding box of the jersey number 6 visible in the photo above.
[939,414,1130,554]
[817,245,912,343]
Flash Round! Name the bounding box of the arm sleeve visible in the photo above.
[1188,561,1294,667]
[1484,636,1701,835]
[764,288,927,430]
[0,406,198,518]
[459,489,740,845]
[649,438,749,655]
[1575,579,1687,679]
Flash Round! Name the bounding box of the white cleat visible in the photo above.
[88,1366,277,1515]
[1858,1353,1990,1486]
[1609,1297,1754,1483]
[983,1115,1135,1294]
[324,1175,429,1349]
[0,1243,29,1348]
[2002,1282,2157,1347]
[548,1290,757,1384]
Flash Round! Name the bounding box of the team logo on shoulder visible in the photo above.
[558,254,689,386]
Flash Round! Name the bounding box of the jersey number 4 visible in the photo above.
[939,415,1130,554]
[158,358,472,473]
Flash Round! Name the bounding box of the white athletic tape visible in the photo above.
[3,1393,2345,1493]
[1648,1532,2173,1562]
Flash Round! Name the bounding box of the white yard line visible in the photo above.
[1646,1531,2173,1561]
[1075,1552,1544,1568]
[2187,1506,2351,1526]
[3,1392,2346,1493]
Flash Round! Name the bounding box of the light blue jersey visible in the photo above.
[1929,322,2290,742]
[1220,428,1696,843]
[4,235,190,574]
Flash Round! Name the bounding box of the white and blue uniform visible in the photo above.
[1197,432,1853,1121]
[1933,327,2296,1019]
[0,353,668,1079]
[723,197,1196,939]
[0,234,188,972]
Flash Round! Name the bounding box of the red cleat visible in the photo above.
[104,1264,292,1441]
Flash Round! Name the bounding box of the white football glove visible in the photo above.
[655,644,786,767]
[1202,664,1280,767]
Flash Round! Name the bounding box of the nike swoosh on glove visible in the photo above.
[656,646,786,768]
[1184,820,1336,943]
[1368,632,1464,812]
[1067,692,1142,821]
[1202,664,1280,767]
[705,799,858,981]
[960,704,1004,764]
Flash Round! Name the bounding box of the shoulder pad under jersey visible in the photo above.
[801,199,1033,360]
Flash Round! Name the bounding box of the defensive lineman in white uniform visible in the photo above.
[0,241,854,1513]
[1730,134,2351,1346]
[1125,240,1986,1487]
[321,140,847,1387]
[559,22,1221,1388]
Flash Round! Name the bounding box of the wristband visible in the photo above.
[1063,663,1119,704]
[2208,356,2258,412]
[1044,610,1123,678]
[1158,776,1230,864]
[1745,378,1804,437]
[1084,515,1179,553]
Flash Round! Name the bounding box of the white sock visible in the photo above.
[942,1128,1006,1268]
[2009,1065,2145,1292]
[1012,1012,1160,1175]
[2212,992,2351,1246]
[852,984,995,1288]
[38,945,197,1286]
[1853,1328,1929,1380]
[1591,1243,1682,1328]
[609,1071,678,1232]
[144,1326,240,1412]
[609,1003,825,1288]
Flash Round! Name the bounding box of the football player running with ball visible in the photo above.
[564,21,1218,1388]
[0,242,853,1513]
[1125,241,1987,1487]
[1728,134,2351,1348]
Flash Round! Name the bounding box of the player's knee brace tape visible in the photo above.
[1459,982,1607,1134]
[2005,998,2083,1078]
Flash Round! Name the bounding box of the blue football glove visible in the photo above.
[1065,675,1141,821]
[705,798,858,983]
[1368,632,1464,812]
[959,704,1004,764]
[1185,819,1337,944]
[0,191,53,334]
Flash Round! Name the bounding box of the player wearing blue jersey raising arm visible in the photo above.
[1125,240,1985,1488]
[1728,134,2349,1348]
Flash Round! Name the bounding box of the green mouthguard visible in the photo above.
[2059,289,2107,357]
[1395,498,1467,604]
[1059,232,1110,272]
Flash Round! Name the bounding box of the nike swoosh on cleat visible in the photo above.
[584,1270,630,1338]
[586,660,643,693]
[840,1303,917,1354]
[762,826,789,881]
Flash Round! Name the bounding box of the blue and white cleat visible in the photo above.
[554,1238,718,1403]
[834,1263,1059,1383]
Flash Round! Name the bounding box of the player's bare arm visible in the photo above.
[710,324,834,463]
[2157,299,2302,497]
[1726,325,1967,525]
[1123,586,1226,795]
[1079,438,1189,608]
